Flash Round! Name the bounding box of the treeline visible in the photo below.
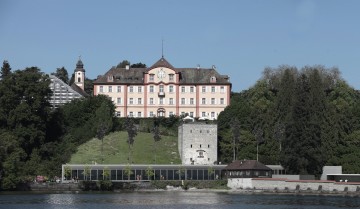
[0,61,116,190]
[218,65,360,176]
[0,60,181,190]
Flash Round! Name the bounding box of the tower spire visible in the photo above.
[162,38,164,58]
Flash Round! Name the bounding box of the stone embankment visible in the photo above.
[228,178,360,194]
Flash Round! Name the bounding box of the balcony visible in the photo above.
[158,92,165,97]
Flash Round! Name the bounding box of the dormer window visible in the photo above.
[107,75,113,82]
[149,74,154,81]
[169,74,174,81]
[210,76,216,83]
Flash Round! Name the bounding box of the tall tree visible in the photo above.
[52,67,69,84]
[0,60,11,79]
[152,121,162,164]
[230,117,240,161]
[95,102,113,162]
[125,117,137,163]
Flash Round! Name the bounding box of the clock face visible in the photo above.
[157,68,166,79]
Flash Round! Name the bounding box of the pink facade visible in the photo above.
[93,57,231,119]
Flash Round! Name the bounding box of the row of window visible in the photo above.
[115,111,218,118]
[190,144,211,148]
[114,97,226,105]
[98,85,226,93]
[149,73,175,81]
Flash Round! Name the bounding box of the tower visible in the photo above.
[74,57,85,90]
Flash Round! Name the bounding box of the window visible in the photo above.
[137,112,141,117]
[202,86,206,92]
[211,86,215,93]
[255,171,259,176]
[115,111,121,117]
[190,98,194,105]
[202,98,206,104]
[150,111,154,117]
[191,144,192,148]
[117,97,121,104]
[246,171,250,176]
[211,98,215,104]
[159,98,164,105]
[220,98,224,105]
[138,98,142,104]
[109,86,112,92]
[190,112,194,117]
[181,112,185,116]
[211,112,215,118]
[150,98,154,105]
[169,98,174,105]
[208,144,210,148]
[202,112,206,117]
[169,74,174,81]
[149,74,154,81]
[169,85,174,93]
[181,86,185,93]
[169,111,174,116]
[150,86,154,93]
[220,86,225,93]
[181,98,185,105]
[129,86,133,92]
[129,112,133,117]
[138,86,142,93]
[159,85,164,92]
[129,98,133,104]
[190,86,194,93]
[198,151,204,158]
[100,86,103,93]
[117,86,121,92]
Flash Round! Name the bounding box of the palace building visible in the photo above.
[93,57,231,119]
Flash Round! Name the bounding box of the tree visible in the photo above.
[0,60,11,79]
[95,102,113,162]
[131,62,147,68]
[83,165,91,181]
[230,117,240,161]
[145,166,154,180]
[124,164,133,180]
[117,60,130,68]
[52,67,69,84]
[152,121,162,164]
[252,127,264,161]
[125,117,137,163]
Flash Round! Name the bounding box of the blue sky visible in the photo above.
[1,0,360,92]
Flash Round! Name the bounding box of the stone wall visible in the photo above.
[178,123,217,165]
[228,178,360,192]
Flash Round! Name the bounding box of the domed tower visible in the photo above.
[74,57,85,90]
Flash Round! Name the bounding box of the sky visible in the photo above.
[1,0,360,92]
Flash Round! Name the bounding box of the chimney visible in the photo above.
[126,65,130,70]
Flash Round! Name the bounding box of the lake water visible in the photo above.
[0,191,359,209]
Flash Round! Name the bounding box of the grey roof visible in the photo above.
[93,57,231,85]
[71,83,89,97]
[224,160,272,171]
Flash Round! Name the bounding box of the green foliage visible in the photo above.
[52,67,69,84]
[124,164,133,180]
[1,60,11,79]
[145,166,155,180]
[219,65,360,174]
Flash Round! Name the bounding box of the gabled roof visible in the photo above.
[225,160,272,171]
[148,57,174,70]
[71,83,89,97]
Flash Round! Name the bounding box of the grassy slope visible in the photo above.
[69,131,181,164]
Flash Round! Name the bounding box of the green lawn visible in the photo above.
[69,131,181,164]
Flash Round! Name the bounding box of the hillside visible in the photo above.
[69,131,181,164]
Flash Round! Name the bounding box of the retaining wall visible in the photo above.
[228,178,360,192]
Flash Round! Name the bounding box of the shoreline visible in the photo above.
[2,187,358,197]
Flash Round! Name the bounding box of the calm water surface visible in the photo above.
[0,191,359,209]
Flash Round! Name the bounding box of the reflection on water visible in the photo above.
[0,191,359,209]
